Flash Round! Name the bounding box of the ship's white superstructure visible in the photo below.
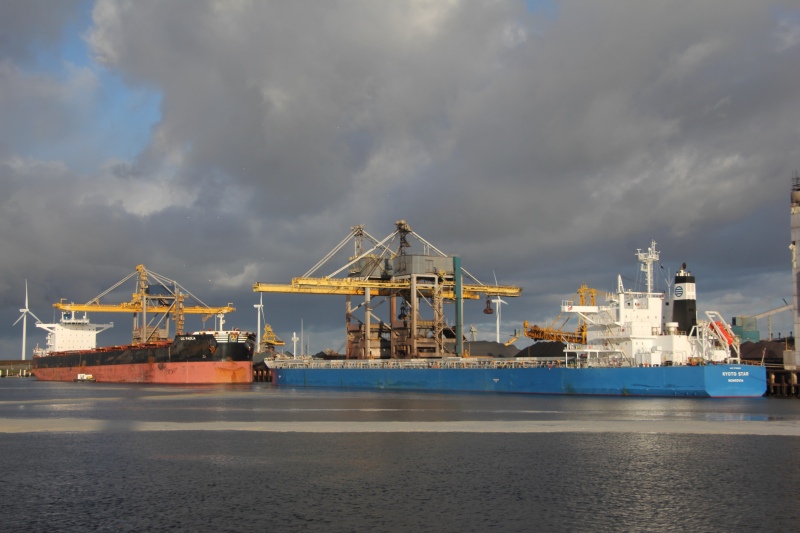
[562,241,739,367]
[34,311,113,356]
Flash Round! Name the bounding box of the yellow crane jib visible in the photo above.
[53,301,235,315]
[252,278,521,300]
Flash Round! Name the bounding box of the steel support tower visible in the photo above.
[786,174,800,369]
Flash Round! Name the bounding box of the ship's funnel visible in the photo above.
[672,265,697,334]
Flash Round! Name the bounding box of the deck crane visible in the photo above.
[53,265,235,344]
[522,285,600,344]
[253,220,521,359]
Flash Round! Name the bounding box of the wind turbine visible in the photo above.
[291,332,299,359]
[492,271,507,344]
[13,280,42,361]
[493,295,507,343]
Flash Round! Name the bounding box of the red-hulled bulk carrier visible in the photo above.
[32,318,255,384]
[31,265,256,384]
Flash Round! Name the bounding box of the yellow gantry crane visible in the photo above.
[54,264,235,344]
[254,220,521,359]
[253,276,520,300]
[523,284,599,344]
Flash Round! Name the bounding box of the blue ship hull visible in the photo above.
[270,364,766,397]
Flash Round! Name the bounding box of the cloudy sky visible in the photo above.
[2,0,800,358]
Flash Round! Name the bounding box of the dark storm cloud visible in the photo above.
[2,1,800,355]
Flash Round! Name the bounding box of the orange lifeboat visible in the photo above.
[711,321,734,345]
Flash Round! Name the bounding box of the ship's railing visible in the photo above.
[188,330,255,343]
[267,357,572,370]
[266,356,769,370]
[564,343,623,354]
[586,315,617,326]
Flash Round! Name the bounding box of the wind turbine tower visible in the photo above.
[492,272,507,343]
[254,294,263,350]
[493,295,507,343]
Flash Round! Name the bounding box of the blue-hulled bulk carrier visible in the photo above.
[263,232,766,397]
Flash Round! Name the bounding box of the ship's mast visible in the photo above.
[636,240,660,293]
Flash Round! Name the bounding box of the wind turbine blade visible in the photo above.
[27,310,43,323]
[25,279,29,308]
[13,313,25,326]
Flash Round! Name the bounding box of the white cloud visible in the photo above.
[662,39,725,82]
[502,22,528,49]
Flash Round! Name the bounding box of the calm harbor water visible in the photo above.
[1,379,799,532]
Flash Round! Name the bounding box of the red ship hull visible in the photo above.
[33,360,253,384]
[33,332,256,384]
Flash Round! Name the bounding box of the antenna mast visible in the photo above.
[637,240,660,293]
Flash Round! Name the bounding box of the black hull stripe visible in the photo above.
[34,334,255,369]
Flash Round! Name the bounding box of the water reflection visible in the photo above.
[1,380,799,532]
